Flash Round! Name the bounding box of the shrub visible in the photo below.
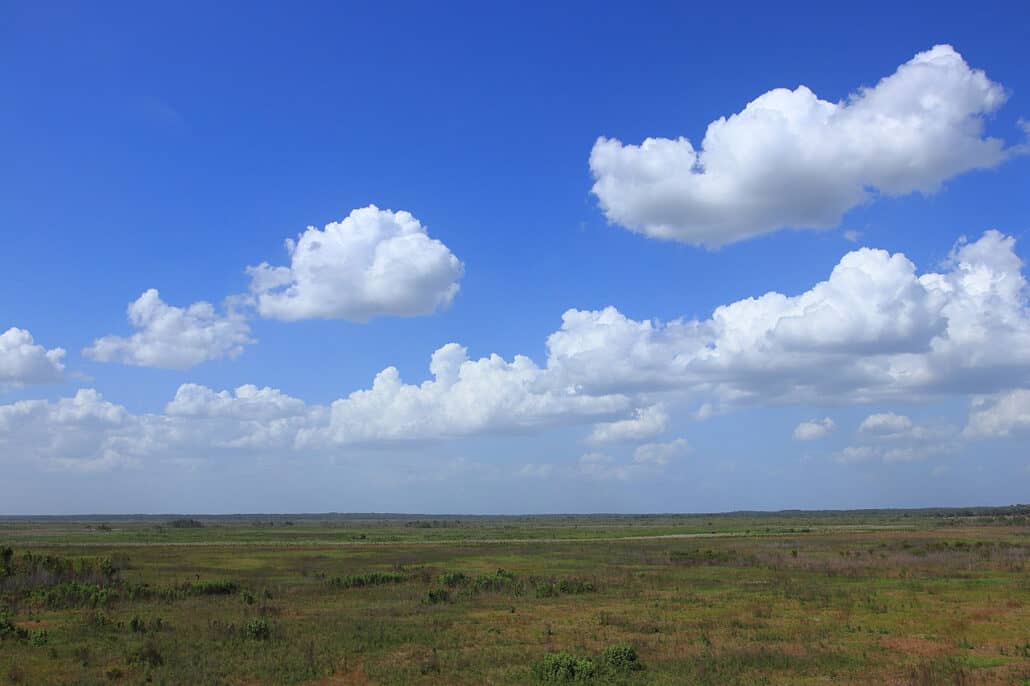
[129,639,164,667]
[536,582,558,598]
[558,578,594,594]
[0,547,12,576]
[168,519,204,529]
[532,652,596,682]
[0,614,28,642]
[183,580,239,596]
[29,629,48,646]
[426,588,450,604]
[34,582,116,608]
[437,572,469,587]
[473,569,520,594]
[327,571,406,589]
[600,643,640,672]
[242,618,271,640]
[129,616,164,633]
[534,577,595,598]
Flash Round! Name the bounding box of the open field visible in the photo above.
[1,508,1029,685]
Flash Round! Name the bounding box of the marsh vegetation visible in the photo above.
[0,508,1028,684]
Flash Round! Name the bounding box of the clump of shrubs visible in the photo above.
[437,572,469,587]
[533,644,641,683]
[425,588,450,605]
[430,568,527,599]
[327,571,406,589]
[0,614,29,642]
[1,551,121,593]
[242,618,271,640]
[599,643,640,672]
[129,616,164,634]
[473,569,520,594]
[34,582,116,609]
[1,547,13,577]
[182,580,239,596]
[128,639,164,667]
[533,652,596,682]
[534,577,595,598]
[167,519,204,529]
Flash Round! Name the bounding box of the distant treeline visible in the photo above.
[2,504,1028,525]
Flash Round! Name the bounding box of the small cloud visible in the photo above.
[842,229,862,243]
[858,412,913,437]
[586,404,667,445]
[792,417,835,441]
[84,289,254,369]
[694,403,715,421]
[517,463,553,479]
[632,438,690,466]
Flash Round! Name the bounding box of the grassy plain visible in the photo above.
[1,508,1028,685]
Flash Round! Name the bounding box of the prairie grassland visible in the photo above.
[1,509,1028,685]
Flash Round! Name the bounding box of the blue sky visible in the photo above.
[2,1,1030,513]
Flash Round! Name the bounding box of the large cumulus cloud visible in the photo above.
[590,45,1015,246]
[0,328,65,387]
[247,205,464,321]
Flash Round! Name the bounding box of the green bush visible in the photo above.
[183,580,239,596]
[327,571,406,589]
[0,614,27,641]
[600,643,640,672]
[242,618,271,640]
[129,615,162,634]
[128,639,164,667]
[535,577,596,598]
[533,652,596,682]
[473,569,520,594]
[33,582,116,608]
[0,547,12,576]
[426,588,450,604]
[437,572,470,587]
[167,519,204,528]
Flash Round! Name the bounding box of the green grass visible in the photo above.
[1,509,1029,684]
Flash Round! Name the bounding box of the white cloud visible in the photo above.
[632,438,690,466]
[586,404,667,444]
[300,342,628,446]
[0,383,324,471]
[248,205,464,321]
[577,452,628,480]
[11,230,1030,474]
[590,45,1012,247]
[837,412,957,464]
[0,328,65,387]
[694,403,716,421]
[546,231,1030,404]
[0,389,133,472]
[84,289,253,369]
[964,389,1030,438]
[166,383,307,421]
[577,439,688,480]
[858,412,914,437]
[793,417,836,441]
[517,463,554,479]
[834,443,952,465]
[843,230,863,243]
